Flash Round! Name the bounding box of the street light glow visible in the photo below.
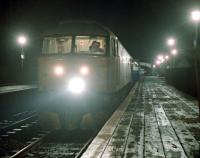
[17,35,27,70]
[165,55,169,60]
[158,55,163,60]
[171,49,177,55]
[156,60,161,65]
[191,10,200,22]
[167,38,176,46]
[153,64,156,68]
[17,36,27,45]
[20,54,25,59]
[161,58,165,63]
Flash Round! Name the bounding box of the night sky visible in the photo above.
[0,0,199,72]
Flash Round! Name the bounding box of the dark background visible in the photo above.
[0,0,199,83]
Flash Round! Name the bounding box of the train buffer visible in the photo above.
[0,85,37,94]
[81,76,199,158]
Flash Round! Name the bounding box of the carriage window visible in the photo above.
[42,36,72,54]
[75,36,106,54]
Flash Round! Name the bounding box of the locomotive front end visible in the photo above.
[38,35,108,95]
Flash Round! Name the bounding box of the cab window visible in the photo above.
[111,38,117,56]
[75,36,106,54]
[42,36,72,54]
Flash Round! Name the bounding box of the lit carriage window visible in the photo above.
[75,36,106,54]
[42,36,72,54]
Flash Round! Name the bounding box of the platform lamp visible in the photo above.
[171,49,178,55]
[17,35,27,70]
[191,9,200,118]
[167,37,176,47]
[166,37,177,70]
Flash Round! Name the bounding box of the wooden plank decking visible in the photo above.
[82,77,199,158]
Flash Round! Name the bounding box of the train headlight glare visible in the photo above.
[54,66,64,76]
[80,66,89,75]
[68,77,85,94]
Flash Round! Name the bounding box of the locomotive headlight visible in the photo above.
[54,66,64,76]
[68,77,85,94]
[80,66,89,75]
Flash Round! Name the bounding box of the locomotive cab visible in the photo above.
[38,35,109,94]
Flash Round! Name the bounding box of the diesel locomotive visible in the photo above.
[38,21,136,95]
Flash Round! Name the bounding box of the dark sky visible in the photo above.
[0,0,199,67]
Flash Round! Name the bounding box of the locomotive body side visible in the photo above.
[106,36,132,93]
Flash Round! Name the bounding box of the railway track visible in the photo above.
[10,129,94,158]
[0,111,37,131]
[0,109,97,158]
[0,111,41,157]
[0,106,105,158]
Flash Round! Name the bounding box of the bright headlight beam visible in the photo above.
[80,66,89,75]
[54,66,64,76]
[68,77,85,94]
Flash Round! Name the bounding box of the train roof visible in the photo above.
[43,21,116,37]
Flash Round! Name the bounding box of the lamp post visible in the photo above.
[191,10,200,119]
[166,37,176,83]
[17,35,27,69]
[170,49,178,68]
[167,38,176,68]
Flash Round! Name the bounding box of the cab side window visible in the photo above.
[115,39,118,56]
[111,38,117,56]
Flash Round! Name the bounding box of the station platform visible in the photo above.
[0,85,37,94]
[82,76,199,158]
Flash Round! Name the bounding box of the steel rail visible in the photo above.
[9,131,50,158]
[1,113,38,132]
[75,137,94,158]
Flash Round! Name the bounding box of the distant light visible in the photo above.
[20,54,25,59]
[158,55,163,60]
[80,66,89,75]
[191,10,200,22]
[68,77,85,94]
[153,64,156,68]
[171,49,177,55]
[161,58,165,63]
[54,66,64,76]
[167,38,175,46]
[156,60,161,65]
[165,55,169,60]
[17,35,27,45]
